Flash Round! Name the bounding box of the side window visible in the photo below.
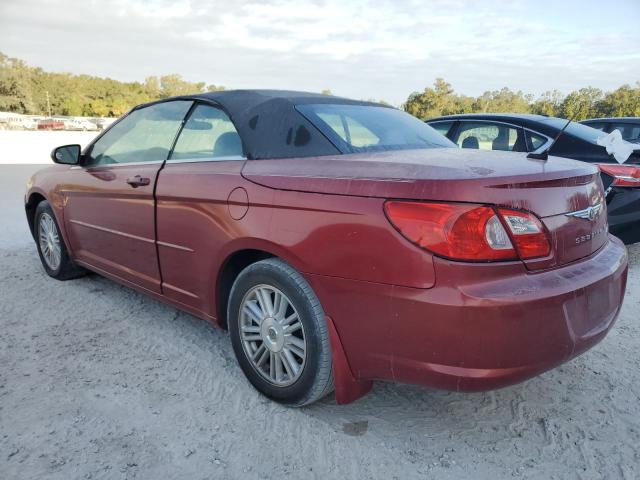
[525,131,548,152]
[610,123,640,142]
[429,121,454,137]
[171,104,243,160]
[455,122,526,152]
[87,101,192,166]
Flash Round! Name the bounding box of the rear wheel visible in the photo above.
[228,258,333,406]
[34,201,86,280]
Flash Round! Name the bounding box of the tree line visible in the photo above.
[0,52,224,117]
[404,78,640,120]
[1,52,638,120]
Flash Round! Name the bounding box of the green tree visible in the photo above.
[596,83,640,117]
[403,78,473,119]
[530,90,564,116]
[0,53,35,113]
[0,51,226,117]
[472,87,531,113]
[159,74,205,98]
[558,87,603,120]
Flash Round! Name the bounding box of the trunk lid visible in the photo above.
[242,148,607,269]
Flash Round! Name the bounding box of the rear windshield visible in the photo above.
[539,117,605,144]
[296,104,456,153]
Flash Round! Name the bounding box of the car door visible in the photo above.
[62,100,193,293]
[155,102,247,315]
[452,121,527,152]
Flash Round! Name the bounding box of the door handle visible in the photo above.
[126,175,151,188]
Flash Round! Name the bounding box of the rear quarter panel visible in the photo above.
[155,161,436,321]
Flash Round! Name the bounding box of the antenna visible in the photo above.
[527,112,579,161]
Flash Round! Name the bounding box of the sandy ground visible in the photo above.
[1,164,639,480]
[0,131,99,165]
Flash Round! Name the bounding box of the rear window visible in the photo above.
[296,104,455,153]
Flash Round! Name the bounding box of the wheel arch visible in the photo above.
[216,248,275,329]
[217,248,372,404]
[25,191,48,239]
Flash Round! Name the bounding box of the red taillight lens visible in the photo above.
[384,201,517,261]
[497,208,551,259]
[384,201,551,262]
[598,164,640,187]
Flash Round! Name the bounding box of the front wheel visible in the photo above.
[228,258,333,406]
[34,201,86,280]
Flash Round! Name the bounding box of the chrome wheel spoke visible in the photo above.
[273,352,284,382]
[285,336,305,358]
[283,320,302,334]
[243,333,262,342]
[269,352,276,380]
[254,344,269,366]
[51,246,59,266]
[255,287,274,316]
[282,312,298,327]
[273,291,289,320]
[282,348,299,377]
[243,301,263,325]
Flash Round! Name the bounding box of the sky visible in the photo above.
[1,0,639,106]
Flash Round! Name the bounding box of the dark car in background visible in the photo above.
[581,117,640,144]
[427,114,640,244]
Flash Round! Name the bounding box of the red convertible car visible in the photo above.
[25,91,628,406]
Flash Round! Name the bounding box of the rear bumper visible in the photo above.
[308,236,628,392]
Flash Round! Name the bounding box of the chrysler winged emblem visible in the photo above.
[565,202,602,221]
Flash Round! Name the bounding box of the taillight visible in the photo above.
[598,164,640,187]
[496,208,551,259]
[384,201,550,262]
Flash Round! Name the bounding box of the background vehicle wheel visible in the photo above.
[34,200,86,280]
[228,258,334,406]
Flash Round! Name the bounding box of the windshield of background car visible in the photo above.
[296,104,456,153]
[539,117,605,145]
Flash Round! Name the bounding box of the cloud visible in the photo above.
[0,0,638,105]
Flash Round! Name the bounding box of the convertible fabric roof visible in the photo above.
[163,90,386,160]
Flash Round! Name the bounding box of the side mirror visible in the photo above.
[51,144,81,165]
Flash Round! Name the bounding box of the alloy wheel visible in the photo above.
[38,212,62,271]
[238,284,306,386]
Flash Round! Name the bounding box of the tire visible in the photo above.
[34,200,86,280]
[228,258,334,406]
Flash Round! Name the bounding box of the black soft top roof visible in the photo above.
[160,90,386,159]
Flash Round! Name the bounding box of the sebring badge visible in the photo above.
[565,202,602,221]
[566,202,606,245]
